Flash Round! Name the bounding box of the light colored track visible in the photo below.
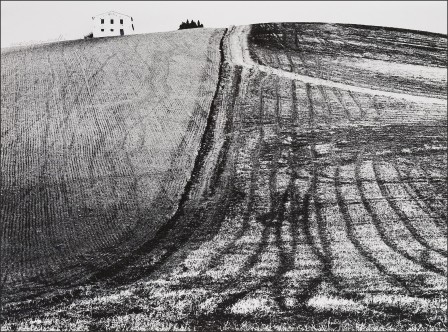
[228,25,447,106]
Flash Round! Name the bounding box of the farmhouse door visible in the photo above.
[120,29,124,36]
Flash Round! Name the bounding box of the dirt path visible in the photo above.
[228,25,447,106]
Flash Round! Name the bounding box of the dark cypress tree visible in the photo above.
[178,19,204,30]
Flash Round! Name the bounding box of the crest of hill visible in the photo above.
[251,22,448,37]
[1,27,220,54]
[248,22,447,98]
[249,22,447,67]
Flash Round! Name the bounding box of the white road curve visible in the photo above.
[228,25,447,106]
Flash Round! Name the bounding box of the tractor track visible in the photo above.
[191,75,272,311]
[389,159,447,235]
[335,163,416,295]
[192,71,267,276]
[371,159,447,257]
[354,155,446,276]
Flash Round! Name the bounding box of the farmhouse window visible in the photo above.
[132,24,134,31]
[101,29,104,32]
[111,19,114,24]
[111,29,114,32]
[120,19,123,24]
[101,19,104,24]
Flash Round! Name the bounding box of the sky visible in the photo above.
[1,1,447,48]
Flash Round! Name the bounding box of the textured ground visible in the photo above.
[1,23,447,331]
[1,28,224,303]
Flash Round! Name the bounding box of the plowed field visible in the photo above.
[1,28,224,303]
[2,23,447,331]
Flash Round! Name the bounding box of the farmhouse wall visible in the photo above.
[92,11,134,38]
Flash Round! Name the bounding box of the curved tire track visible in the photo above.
[372,159,447,258]
[354,155,446,276]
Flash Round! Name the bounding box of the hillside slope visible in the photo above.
[249,23,447,99]
[1,28,224,302]
[2,23,447,331]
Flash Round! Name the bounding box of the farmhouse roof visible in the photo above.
[92,11,133,19]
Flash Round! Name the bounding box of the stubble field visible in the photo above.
[1,28,224,304]
[1,23,447,331]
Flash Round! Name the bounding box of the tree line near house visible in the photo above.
[179,19,204,30]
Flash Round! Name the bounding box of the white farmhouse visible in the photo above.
[92,11,135,38]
